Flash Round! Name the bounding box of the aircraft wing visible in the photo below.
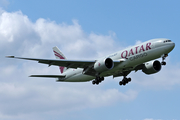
[6,56,127,77]
[6,56,97,69]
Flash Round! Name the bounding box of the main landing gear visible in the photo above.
[92,76,104,85]
[161,54,168,66]
[119,76,131,86]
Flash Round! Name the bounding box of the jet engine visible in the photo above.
[94,58,114,73]
[142,60,162,75]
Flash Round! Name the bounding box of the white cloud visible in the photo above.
[0,9,180,120]
[0,9,135,119]
[135,40,142,45]
[0,75,138,118]
[131,58,180,90]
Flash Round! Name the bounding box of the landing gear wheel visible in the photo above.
[161,61,166,65]
[119,81,123,85]
[119,77,131,86]
[92,76,105,85]
[100,77,104,81]
[92,81,96,85]
[128,78,131,82]
[96,81,99,85]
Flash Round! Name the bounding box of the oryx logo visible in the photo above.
[98,63,101,66]
[53,50,65,73]
[53,51,65,59]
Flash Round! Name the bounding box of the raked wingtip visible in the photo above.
[6,56,15,58]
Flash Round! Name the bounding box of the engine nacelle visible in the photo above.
[94,58,114,73]
[142,60,162,75]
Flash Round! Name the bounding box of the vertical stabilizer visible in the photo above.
[53,46,67,74]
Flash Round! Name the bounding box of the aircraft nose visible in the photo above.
[172,42,175,47]
[171,42,175,49]
[166,42,175,52]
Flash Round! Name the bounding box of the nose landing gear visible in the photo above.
[161,54,168,66]
[161,61,166,65]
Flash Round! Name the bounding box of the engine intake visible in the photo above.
[94,58,114,73]
[142,60,162,75]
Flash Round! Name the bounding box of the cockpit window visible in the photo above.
[167,40,171,42]
[164,40,172,43]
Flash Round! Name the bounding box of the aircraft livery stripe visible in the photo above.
[53,50,65,73]
[53,51,65,59]
[54,54,64,59]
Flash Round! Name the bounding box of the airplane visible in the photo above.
[6,38,175,86]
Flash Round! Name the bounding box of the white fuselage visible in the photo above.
[59,38,175,82]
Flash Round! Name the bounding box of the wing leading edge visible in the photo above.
[6,56,96,69]
[6,56,125,69]
[6,56,126,77]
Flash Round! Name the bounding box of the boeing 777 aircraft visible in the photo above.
[7,38,175,86]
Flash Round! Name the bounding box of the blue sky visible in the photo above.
[7,0,180,61]
[0,0,180,120]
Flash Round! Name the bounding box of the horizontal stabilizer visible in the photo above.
[29,75,66,78]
